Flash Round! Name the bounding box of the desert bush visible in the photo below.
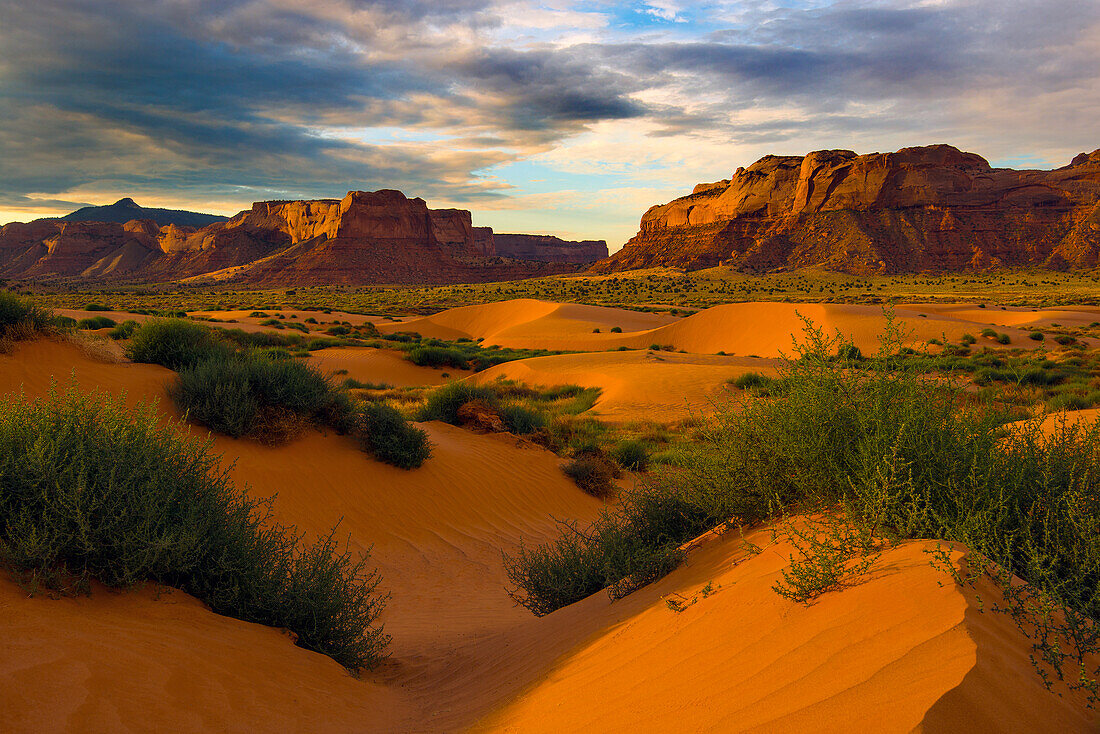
[357,401,430,469]
[417,382,499,423]
[83,303,113,311]
[127,319,232,370]
[1029,331,1045,341]
[562,457,616,499]
[610,326,623,333]
[499,403,547,434]
[0,387,388,669]
[731,372,769,390]
[611,439,649,472]
[996,333,1011,344]
[408,345,469,370]
[0,291,56,340]
[108,320,140,340]
[77,316,116,330]
[173,357,343,441]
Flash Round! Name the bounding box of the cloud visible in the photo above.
[0,0,1097,247]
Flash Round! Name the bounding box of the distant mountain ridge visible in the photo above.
[0,190,596,285]
[591,144,1100,274]
[57,198,227,228]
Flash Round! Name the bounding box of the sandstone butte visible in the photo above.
[0,190,608,285]
[590,144,1100,275]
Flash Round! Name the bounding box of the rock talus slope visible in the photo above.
[593,145,1100,274]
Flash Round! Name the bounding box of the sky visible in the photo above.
[1,0,1098,250]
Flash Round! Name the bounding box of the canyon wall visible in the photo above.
[591,145,1100,274]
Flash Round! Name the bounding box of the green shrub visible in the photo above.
[108,320,140,340]
[417,382,499,423]
[0,291,55,339]
[407,346,469,370]
[499,403,548,434]
[77,316,116,330]
[995,333,1011,345]
[173,357,343,441]
[731,372,770,390]
[611,439,649,472]
[1055,335,1077,346]
[357,402,431,469]
[0,387,388,669]
[980,328,997,338]
[610,326,623,333]
[83,303,112,311]
[961,333,977,345]
[127,319,233,370]
[1029,331,1044,341]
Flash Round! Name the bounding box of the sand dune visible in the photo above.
[2,337,1097,732]
[473,350,777,422]
[379,299,1042,356]
[474,531,1095,733]
[379,299,676,347]
[916,303,1100,329]
[307,346,470,386]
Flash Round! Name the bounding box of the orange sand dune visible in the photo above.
[307,346,470,387]
[473,350,777,422]
[621,302,1040,357]
[475,530,1096,733]
[916,303,1100,329]
[1,338,1097,732]
[380,299,676,347]
[380,299,1040,356]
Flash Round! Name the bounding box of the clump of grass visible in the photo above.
[172,357,340,441]
[611,439,649,472]
[83,303,113,312]
[417,382,500,424]
[1029,331,1045,341]
[127,319,233,370]
[562,453,618,499]
[0,291,57,341]
[77,316,116,330]
[108,320,140,340]
[356,402,430,469]
[0,386,388,670]
[730,372,770,390]
[408,345,469,370]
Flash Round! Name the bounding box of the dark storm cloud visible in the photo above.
[0,0,644,209]
[0,0,1097,217]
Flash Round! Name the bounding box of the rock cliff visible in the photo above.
[591,145,1100,274]
[492,234,608,263]
[0,190,588,285]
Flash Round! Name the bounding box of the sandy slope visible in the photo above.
[472,350,777,422]
[306,346,470,386]
[380,299,1040,356]
[475,531,1095,733]
[1,338,1097,732]
[916,303,1100,329]
[379,299,676,347]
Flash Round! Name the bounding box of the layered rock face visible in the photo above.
[0,190,586,285]
[592,145,1100,274]
[492,234,608,263]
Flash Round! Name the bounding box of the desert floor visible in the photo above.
[3,300,1099,732]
